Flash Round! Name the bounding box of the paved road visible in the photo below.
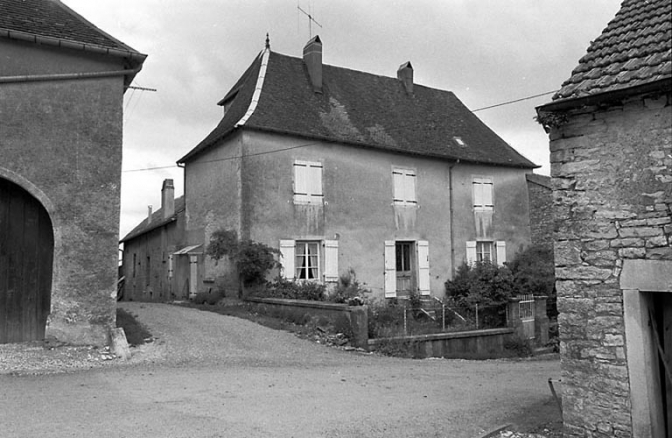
[0,303,560,438]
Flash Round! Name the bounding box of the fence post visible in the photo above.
[442,304,446,331]
[475,304,479,329]
[403,304,407,335]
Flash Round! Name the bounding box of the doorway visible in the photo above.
[0,178,54,343]
[395,241,415,295]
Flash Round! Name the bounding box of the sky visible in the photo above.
[61,0,623,238]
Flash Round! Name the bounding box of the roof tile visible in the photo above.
[553,0,671,101]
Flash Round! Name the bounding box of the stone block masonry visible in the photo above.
[548,93,671,438]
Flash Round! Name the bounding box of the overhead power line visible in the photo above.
[122,89,558,173]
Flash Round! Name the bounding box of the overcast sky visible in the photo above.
[62,0,622,238]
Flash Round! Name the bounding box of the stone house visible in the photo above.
[0,0,146,345]
[120,180,192,302]
[123,36,538,301]
[536,0,671,437]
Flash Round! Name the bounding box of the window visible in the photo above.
[393,168,416,205]
[279,239,338,282]
[473,177,493,211]
[295,241,320,280]
[476,242,493,263]
[466,241,506,266]
[294,160,323,204]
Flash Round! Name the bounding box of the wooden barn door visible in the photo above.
[0,179,53,343]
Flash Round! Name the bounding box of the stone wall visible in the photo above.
[526,174,553,249]
[547,93,671,437]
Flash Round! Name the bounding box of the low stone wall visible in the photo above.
[244,297,368,350]
[368,328,515,359]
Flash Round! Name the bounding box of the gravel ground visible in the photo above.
[1,303,561,438]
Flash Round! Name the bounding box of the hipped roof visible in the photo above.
[179,48,536,169]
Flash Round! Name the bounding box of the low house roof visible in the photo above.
[179,48,536,169]
[540,0,671,111]
[0,0,147,83]
[120,196,185,243]
[526,173,551,190]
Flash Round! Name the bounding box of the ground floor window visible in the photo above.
[466,240,506,266]
[476,241,493,263]
[295,241,320,280]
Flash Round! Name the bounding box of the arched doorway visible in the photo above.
[0,178,54,343]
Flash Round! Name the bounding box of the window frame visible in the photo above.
[294,240,321,281]
[293,160,323,205]
[392,168,417,206]
[472,176,494,211]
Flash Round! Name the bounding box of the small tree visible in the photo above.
[508,244,556,317]
[206,229,282,290]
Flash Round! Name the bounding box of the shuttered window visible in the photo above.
[466,240,506,266]
[279,239,338,283]
[473,177,494,211]
[294,161,323,204]
[393,169,416,205]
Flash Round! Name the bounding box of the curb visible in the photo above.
[476,423,513,438]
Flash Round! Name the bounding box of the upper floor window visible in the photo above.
[473,177,493,211]
[393,168,416,205]
[293,160,323,205]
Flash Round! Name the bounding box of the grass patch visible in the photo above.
[116,307,152,346]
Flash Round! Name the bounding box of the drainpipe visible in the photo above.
[0,68,141,85]
[448,160,458,278]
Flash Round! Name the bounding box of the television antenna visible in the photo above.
[297,3,322,38]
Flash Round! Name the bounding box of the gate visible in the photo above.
[0,179,54,343]
[519,294,536,339]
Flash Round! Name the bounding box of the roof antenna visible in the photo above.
[297,3,322,39]
[265,33,270,49]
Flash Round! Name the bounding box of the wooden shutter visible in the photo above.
[406,171,416,204]
[384,241,396,297]
[496,241,507,266]
[466,241,477,265]
[309,163,323,200]
[323,240,338,282]
[417,240,430,295]
[483,179,493,209]
[473,178,483,208]
[294,162,308,203]
[280,240,295,279]
[393,171,404,203]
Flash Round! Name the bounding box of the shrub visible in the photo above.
[206,229,281,286]
[504,334,533,357]
[329,268,369,305]
[507,244,557,317]
[257,277,327,301]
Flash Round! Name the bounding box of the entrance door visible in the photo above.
[395,241,415,295]
[0,179,54,343]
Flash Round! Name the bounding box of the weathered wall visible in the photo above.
[0,39,126,345]
[527,177,554,249]
[548,92,672,437]
[122,214,185,301]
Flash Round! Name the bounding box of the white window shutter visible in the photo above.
[294,163,307,203]
[384,240,396,297]
[417,240,430,295]
[496,241,507,267]
[473,179,482,208]
[323,240,338,282]
[406,171,416,203]
[466,241,477,265]
[483,180,493,208]
[279,240,295,279]
[393,171,403,202]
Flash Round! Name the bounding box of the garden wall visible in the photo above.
[368,328,515,359]
[245,297,368,350]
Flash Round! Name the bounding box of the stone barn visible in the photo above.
[537,0,671,437]
[0,0,146,345]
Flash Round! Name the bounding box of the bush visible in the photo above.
[329,268,369,305]
[206,229,281,286]
[256,277,327,301]
[504,334,533,357]
[507,244,556,317]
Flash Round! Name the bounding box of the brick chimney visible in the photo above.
[303,35,322,93]
[397,61,413,94]
[161,179,175,219]
[147,205,152,224]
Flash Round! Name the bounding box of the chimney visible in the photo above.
[161,179,175,219]
[397,61,413,94]
[303,35,322,93]
[147,205,153,224]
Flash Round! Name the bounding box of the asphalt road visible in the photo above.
[0,303,560,438]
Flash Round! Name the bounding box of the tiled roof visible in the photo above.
[120,196,185,243]
[179,49,536,169]
[0,0,145,60]
[553,0,671,101]
[526,173,551,190]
